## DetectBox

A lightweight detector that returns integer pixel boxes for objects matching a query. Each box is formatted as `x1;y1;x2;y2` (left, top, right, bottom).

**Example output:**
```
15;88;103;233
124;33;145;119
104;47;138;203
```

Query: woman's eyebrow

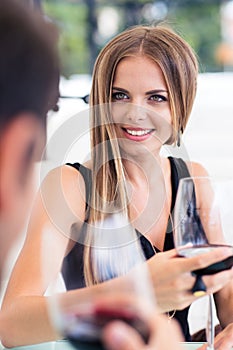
112;87;168;95
146;89;168;95
112;87;129;93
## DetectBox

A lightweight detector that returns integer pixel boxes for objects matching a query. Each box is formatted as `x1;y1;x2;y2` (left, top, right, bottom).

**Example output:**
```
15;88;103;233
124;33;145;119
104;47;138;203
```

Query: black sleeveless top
62;156;191;341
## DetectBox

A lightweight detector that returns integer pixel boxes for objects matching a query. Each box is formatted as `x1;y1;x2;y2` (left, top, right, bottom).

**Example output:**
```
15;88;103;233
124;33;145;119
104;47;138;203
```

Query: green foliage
168;3;222;72
42;1;223;75
43;1;89;77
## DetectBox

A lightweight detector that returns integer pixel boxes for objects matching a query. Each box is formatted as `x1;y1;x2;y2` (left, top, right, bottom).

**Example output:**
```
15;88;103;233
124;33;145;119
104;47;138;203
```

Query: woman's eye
112;92;128;101
149;94;167;102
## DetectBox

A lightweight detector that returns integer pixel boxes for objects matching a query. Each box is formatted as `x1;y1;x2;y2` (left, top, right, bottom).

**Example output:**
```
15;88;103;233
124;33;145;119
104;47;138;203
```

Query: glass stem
206;294;215;350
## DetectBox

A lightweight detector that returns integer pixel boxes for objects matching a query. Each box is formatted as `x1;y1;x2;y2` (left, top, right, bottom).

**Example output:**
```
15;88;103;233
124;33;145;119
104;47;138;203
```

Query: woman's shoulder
40;163;88;221
43;160;91;184
41;164;84;188
185;160;209;177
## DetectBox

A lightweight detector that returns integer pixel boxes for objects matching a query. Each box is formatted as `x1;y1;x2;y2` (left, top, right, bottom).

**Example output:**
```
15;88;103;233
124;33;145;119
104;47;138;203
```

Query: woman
1;24;233;348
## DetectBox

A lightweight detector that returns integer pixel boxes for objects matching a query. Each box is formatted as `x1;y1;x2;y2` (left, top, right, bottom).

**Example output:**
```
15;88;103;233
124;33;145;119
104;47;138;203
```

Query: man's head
0;0;59;270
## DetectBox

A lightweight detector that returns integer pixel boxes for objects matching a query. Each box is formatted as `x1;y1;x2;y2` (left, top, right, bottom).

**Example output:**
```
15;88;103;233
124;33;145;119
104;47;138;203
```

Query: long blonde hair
84;24;199;285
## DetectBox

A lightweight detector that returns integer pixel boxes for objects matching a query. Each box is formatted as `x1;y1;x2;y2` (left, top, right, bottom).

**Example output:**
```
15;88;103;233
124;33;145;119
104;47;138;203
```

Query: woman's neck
123;155;172;248
123;153;166;187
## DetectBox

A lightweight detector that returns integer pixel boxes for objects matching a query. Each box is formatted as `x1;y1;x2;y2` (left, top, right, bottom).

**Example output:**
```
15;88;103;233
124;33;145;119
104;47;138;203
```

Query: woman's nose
126;103;147;122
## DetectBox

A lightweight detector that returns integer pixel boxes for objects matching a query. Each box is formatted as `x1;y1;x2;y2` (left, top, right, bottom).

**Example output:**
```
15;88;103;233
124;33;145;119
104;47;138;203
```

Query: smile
122;127;154;141
124;128;153;136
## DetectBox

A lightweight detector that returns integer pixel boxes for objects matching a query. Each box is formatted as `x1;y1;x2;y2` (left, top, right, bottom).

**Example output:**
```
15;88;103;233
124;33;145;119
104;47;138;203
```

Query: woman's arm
0;164;88;347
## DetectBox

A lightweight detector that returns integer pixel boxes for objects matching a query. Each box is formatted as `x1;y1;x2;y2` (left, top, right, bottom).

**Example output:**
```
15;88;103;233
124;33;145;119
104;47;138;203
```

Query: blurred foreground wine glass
48;212;156;350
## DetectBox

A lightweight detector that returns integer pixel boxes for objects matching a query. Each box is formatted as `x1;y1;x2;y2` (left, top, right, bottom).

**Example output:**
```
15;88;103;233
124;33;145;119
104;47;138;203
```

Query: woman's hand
102;314;183;350
197;323;233;350
147;248;233;312
213;324;233;350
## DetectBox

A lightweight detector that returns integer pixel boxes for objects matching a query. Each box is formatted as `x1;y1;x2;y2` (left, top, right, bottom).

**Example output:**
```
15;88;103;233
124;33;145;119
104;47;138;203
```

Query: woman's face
111;55;173;158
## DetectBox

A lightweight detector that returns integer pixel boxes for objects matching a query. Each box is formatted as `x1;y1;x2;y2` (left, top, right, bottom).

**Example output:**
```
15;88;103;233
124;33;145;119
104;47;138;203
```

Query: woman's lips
122;127;154;141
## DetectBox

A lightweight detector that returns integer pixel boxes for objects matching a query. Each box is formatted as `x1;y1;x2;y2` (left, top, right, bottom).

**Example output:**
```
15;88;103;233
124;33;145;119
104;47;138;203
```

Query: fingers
157;249;178;259
202;269;233;295
149;248;233;312
177;247;233;274
213;324;233;350
151;247;232;277
102;321;145;350
102;316;184;350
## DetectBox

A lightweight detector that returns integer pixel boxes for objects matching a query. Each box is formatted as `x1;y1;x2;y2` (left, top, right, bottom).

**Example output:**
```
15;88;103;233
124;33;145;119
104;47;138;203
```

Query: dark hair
0;0;60;130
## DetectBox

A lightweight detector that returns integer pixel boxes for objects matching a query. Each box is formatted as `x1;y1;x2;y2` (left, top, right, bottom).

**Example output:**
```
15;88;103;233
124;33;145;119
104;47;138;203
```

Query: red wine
64;305;150;350
178;244;233;275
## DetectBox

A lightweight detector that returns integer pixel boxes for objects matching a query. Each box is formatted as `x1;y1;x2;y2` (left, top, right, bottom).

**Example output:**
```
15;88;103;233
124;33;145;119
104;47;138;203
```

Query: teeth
125;129;152;136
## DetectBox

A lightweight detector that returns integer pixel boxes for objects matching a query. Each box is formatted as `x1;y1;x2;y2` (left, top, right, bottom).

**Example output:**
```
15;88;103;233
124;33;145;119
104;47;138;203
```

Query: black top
62;157;191;341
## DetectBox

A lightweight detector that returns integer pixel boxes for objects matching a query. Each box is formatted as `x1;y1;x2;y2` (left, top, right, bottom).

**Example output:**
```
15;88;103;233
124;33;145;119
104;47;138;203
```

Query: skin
103;315;183;350
202;324;233;350
0;114;45;277
2;55;233;349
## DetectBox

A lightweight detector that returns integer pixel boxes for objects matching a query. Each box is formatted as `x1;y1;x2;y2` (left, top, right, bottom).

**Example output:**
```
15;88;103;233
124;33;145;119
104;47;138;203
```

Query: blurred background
26;0;233;76
3;0;233;336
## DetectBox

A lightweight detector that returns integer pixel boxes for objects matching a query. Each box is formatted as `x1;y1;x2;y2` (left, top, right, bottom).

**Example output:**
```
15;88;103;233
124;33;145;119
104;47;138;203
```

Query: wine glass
173;176;233;350
48;212;156;350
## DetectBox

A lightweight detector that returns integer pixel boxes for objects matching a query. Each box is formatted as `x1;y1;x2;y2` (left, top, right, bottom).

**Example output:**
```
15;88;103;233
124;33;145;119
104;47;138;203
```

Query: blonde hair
84;24;199;285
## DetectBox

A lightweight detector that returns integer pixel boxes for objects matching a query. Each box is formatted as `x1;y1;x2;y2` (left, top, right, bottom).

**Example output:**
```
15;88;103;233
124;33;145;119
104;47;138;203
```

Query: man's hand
102;314;183;350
